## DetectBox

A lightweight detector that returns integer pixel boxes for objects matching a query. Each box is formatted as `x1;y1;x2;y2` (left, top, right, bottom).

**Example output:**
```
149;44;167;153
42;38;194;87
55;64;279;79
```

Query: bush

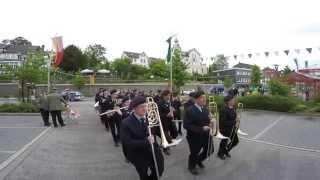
268;79;290;96
0;103;39;113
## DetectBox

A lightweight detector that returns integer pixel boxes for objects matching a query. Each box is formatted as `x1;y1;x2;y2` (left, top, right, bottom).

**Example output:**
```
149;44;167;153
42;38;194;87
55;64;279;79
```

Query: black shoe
225;152;231;158
115;142;119;147
163;148;171;155
197;162;205;169
218;154;226;160
106;128;110;132
53;125;58;128
188;167;199;175
61;124;66;127
44;123;51;127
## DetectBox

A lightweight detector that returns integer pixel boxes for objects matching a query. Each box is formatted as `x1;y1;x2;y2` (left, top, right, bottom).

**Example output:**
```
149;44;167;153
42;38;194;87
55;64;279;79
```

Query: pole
47;53;50;93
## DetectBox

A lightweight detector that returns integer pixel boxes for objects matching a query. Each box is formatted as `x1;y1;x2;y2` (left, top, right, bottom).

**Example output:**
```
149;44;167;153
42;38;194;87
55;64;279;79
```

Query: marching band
94;88;247;180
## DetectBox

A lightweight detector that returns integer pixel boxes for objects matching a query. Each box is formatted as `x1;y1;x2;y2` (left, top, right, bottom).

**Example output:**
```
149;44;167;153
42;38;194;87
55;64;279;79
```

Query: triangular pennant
233;55;237;60
240;54;244;58
264;52;269;57
294;49;300;54
306;48;312;54
284;50;290;56
248;54;252;58
274;51;279;56
255;52;260;57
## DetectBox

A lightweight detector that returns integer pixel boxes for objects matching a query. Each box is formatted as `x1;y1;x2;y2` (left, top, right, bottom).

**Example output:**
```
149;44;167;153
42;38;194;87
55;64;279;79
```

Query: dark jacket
120;114;164;169
157;99;173;130
47;92;66;111
172;99;181;119
183;104;210;139
219;105;237;136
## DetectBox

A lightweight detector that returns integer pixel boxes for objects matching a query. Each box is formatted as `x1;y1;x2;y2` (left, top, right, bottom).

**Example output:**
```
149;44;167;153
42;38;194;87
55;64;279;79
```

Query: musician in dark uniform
107;89;122;147
153;89;162;103
218;94;238;160
183;91;212;175
119;96;131;162
172;93;182;135
99;89;111;131
157;90;178;155
121;96;164;180
184;92;195;111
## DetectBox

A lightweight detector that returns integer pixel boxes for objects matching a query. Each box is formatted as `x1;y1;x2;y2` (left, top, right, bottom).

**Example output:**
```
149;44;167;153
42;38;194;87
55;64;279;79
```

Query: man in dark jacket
217;94;238;159
121;96;164;180
47;88;67;128
172;93;182;135
38;91;50;127
183;91;212;175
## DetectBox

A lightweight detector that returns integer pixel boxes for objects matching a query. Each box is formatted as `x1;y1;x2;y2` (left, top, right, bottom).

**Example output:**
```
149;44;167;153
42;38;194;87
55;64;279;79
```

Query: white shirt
194;103;203;112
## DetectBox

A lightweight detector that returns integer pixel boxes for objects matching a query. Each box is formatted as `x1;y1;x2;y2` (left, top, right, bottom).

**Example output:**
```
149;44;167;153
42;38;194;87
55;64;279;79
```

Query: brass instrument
227;102;248;149
146;97;183;148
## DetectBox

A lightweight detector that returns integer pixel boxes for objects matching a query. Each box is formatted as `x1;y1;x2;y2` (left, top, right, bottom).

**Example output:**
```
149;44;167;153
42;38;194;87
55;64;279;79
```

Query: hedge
0;103;39;113
208;95;312;113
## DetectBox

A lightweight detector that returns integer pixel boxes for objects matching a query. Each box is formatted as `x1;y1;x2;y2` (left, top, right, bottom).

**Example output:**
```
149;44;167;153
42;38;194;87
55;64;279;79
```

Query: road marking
0;127;46;129
0;151;16;154
253;116;284;140
240;137;320;153
0;127;51;171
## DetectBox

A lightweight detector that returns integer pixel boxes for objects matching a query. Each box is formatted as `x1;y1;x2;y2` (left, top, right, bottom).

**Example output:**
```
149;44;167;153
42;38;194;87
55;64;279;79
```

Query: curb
0;113;40;116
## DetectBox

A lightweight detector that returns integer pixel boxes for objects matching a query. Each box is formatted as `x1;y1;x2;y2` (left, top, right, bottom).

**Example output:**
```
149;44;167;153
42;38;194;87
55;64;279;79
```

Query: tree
171;48;189;92
84;44;108;69
149;59;168;79
6;51;47;102
60;45;88;72
71;73;86;90
130;64;150;80
251;65;262;87
282;66;293;76
208;54;229;73
223;76;233;89
111;58;132;79
268;79;289;96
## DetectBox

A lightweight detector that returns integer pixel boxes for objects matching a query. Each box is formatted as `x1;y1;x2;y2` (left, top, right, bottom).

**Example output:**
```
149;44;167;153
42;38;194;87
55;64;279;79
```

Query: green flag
166;37;172;63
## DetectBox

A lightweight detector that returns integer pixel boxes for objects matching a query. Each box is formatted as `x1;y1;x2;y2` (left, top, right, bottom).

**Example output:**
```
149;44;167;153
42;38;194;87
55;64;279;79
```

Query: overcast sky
1;0;320;69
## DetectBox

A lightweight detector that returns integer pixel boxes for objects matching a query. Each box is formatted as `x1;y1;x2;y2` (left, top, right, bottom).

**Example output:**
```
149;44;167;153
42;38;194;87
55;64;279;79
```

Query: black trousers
109;119;121;144
131;150;164;180
50;110;65;127
101;115;110;129
40;109;50;126
187;134;213;169
218;131;239;156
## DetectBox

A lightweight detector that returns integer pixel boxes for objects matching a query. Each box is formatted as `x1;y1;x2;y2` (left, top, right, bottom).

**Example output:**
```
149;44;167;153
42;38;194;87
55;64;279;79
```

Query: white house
121;51;149;68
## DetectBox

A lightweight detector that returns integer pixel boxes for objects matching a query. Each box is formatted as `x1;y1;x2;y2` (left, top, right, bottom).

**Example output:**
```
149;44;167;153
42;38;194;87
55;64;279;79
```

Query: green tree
130;64;150;80
208;54;229;73
171;48;189;92
149;59;168;79
251;65;262;87
60;45;88;72
268;79;289;96
71;73;86;90
111;58;131;79
84;44;108;69
6;51;47;102
223;76;233;89
282;66;293;76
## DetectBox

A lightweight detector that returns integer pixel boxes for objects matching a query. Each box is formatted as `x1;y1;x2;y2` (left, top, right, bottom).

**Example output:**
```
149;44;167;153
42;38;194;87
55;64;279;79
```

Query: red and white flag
51;36;64;67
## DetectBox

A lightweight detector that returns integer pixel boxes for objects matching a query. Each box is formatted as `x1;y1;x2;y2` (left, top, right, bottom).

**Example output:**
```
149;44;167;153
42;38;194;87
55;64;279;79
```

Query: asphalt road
0;100;320;180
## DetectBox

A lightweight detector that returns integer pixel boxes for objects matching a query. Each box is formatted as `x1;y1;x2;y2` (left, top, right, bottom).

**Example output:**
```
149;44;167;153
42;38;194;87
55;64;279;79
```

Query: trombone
145;97;183;180
227;102;248;149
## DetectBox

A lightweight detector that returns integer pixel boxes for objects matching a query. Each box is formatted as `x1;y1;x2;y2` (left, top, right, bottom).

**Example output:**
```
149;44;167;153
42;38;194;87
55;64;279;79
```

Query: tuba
146;97;183;148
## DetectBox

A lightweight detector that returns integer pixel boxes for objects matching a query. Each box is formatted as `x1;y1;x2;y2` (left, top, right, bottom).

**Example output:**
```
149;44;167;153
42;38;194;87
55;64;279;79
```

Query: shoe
44;123;51;127
218;154;226;160
197;162;205;169
225;152;231;158
53;125;58;128
115;142;119;147
163;148;171;155
106;128;110;132
188;167;199;175
61;124;66;127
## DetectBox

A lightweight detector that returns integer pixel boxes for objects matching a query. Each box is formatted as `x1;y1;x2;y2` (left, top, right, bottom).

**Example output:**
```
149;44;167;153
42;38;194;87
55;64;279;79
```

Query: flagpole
47;51;51;93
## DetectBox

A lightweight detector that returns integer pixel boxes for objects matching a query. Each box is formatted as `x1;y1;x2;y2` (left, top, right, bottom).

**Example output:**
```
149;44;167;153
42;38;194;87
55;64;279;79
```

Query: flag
294;49;300;54
284;50;290;56
52;36;64;67
274;51;279;56
306;48;312;54
248;54;252;58
166;37;172;63
233;55;237;60
264;52;269;57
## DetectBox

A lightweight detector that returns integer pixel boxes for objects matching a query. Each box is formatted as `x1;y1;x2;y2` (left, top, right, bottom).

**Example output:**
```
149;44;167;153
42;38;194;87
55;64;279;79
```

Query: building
121;51;149;68
174;39;208;75
262;67;279;87
0;37;44;73
211;62;253;86
181;48;208;75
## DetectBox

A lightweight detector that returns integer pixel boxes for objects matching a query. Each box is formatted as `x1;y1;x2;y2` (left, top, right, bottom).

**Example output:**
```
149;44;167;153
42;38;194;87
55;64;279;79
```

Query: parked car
61;91;83;101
